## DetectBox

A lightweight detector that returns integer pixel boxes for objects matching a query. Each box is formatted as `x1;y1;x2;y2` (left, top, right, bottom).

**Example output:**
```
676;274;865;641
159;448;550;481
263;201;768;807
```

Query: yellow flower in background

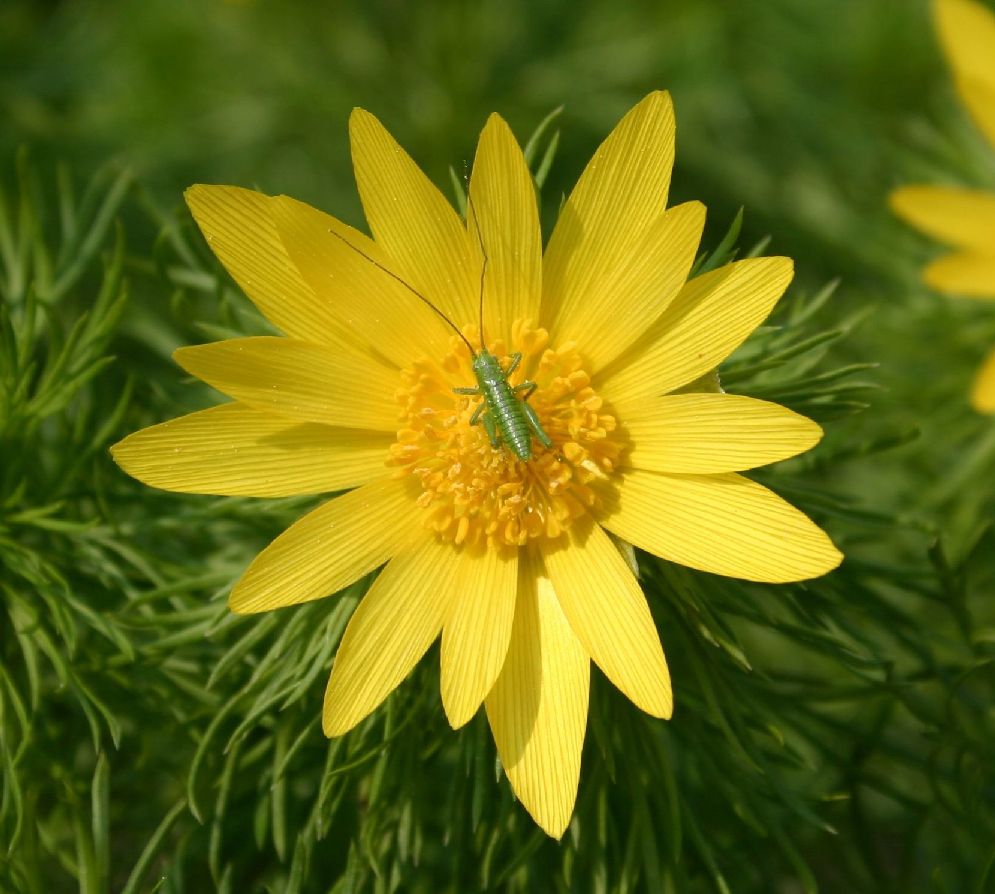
112;92;842;837
890;0;995;413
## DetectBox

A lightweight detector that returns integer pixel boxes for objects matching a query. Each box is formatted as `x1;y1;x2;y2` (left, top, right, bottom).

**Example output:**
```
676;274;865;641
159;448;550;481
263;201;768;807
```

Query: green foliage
2;1;995;891
0;154;133;892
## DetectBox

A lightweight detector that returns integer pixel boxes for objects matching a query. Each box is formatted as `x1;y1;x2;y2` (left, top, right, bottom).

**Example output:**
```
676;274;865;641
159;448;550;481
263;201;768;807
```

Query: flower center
389;320;622;547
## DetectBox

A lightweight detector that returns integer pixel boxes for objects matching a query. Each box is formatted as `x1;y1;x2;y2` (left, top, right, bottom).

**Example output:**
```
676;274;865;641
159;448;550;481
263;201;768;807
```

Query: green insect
452;349;552;461
330;200;553;462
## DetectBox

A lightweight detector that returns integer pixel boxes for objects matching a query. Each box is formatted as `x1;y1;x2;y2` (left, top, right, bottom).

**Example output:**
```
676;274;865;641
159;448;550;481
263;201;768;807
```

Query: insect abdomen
473;351;534;461
484;379;533;460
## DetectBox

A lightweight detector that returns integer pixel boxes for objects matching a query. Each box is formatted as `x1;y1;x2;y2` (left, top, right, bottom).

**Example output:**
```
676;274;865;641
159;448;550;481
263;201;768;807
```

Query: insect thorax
471;350;506;384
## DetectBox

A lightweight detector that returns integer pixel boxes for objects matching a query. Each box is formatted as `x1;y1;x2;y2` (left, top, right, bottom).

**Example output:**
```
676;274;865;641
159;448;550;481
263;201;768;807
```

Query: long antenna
327;229;477;357
464;163;488;350
466;193;489;351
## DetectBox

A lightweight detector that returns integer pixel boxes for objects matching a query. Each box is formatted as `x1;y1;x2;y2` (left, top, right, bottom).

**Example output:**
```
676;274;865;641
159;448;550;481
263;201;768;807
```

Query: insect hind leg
522;401;553;449
481;411;501;448
469;400;486;426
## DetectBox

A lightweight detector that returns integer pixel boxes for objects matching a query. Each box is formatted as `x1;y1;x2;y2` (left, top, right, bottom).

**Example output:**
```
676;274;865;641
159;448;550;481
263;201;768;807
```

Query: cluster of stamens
388;320;622;547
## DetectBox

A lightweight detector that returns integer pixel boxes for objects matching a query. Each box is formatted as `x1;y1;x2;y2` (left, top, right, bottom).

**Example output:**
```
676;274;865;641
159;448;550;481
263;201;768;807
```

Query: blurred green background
2;0;995;891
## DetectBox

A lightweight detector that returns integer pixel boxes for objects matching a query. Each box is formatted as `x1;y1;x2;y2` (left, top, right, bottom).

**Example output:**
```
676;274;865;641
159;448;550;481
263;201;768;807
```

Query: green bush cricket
329;196;553;461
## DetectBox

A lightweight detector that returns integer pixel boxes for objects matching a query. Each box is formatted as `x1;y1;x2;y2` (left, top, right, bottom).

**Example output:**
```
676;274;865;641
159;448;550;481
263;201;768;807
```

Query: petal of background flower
468;113;542;345
439;545;518;728
174;337;401;431
934;0;995;147
485;548;589;840
554;202;705;374
890;185;995;251
229;476;421;613
269;194;454;366
110;403;391;497
923;251;995;297
971;345;995;413
601;469;842;583
185;185;349;346
323;536;458;736
542;521;671;718
596;257;794;405
350;108;476;327
619;393;822;474
954;77;995;150
542;91;676;331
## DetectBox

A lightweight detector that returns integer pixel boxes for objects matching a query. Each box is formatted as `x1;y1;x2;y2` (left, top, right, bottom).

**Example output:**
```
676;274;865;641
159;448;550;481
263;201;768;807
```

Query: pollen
388;320;623;547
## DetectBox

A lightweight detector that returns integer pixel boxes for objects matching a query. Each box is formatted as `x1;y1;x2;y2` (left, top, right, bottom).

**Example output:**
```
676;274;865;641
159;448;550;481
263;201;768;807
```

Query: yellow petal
971;345;995;413
110;403;390;497
350;108;476;327
890;185;995;251
543;92;675;330
619;393;823;474
542;521;671;718
185;185;348;346
439;545;518;728
923;251;995;297
954;77;995;150
468;114;542;344
268;194;453;367
553;202;705;374
174;337;400;431
323;536;458;736
601;469;842;583
485;548;589;839
230;476;420;613
597;257;794;406
934;0;995;146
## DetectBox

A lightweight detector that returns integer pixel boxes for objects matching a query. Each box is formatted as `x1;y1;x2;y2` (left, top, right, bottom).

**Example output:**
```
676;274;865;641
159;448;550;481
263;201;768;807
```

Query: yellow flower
890;0;995;413
112;92;842;837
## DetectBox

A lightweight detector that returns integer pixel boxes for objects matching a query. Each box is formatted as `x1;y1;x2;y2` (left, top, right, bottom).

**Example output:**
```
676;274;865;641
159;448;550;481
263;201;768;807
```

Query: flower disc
390;321;622;546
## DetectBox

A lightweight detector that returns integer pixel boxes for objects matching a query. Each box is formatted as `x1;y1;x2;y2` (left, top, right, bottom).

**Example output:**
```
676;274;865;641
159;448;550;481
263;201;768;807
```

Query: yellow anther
388;321;621;547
